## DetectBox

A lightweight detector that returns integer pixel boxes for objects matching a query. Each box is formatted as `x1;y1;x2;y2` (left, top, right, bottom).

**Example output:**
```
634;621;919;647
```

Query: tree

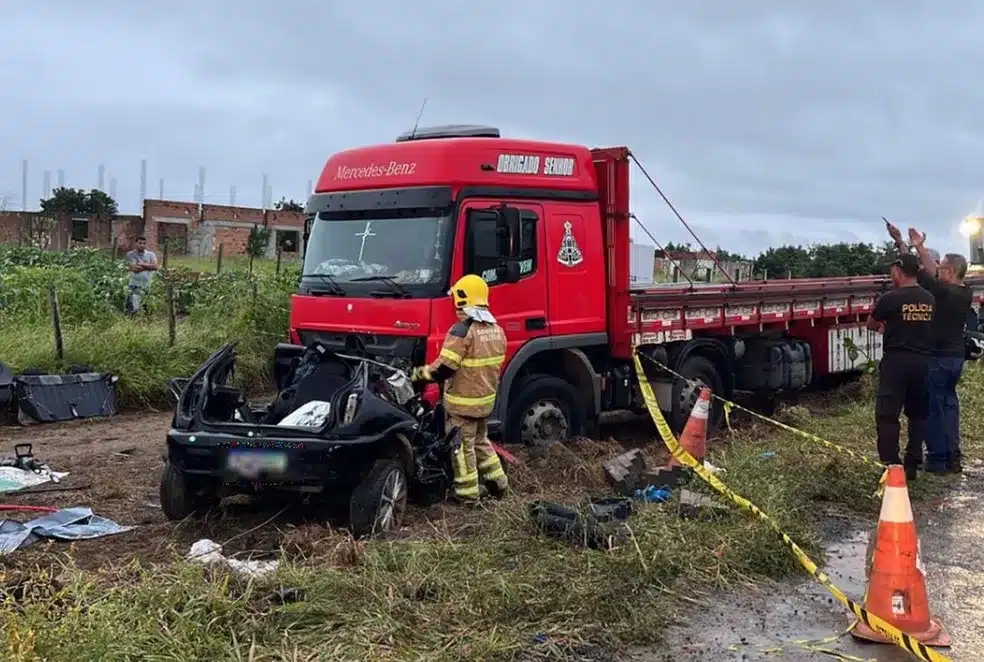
274;197;304;212
39;187;119;216
754;245;812;278
247;224;272;258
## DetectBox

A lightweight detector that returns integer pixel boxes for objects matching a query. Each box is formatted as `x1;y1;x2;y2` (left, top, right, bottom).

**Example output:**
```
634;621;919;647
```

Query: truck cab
292;125;616;444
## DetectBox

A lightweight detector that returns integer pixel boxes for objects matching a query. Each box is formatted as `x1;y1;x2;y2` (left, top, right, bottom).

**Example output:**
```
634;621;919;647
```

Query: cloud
2;1;983;257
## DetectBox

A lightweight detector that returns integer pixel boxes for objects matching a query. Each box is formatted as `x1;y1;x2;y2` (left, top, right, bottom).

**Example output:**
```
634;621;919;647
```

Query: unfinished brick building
0;211;141;251
141;200;305;259
0;200;306;258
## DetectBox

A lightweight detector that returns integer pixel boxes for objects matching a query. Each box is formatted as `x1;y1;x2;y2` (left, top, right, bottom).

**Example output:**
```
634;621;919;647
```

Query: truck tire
506;374;585;446
349;458;408;539
159;461;220;520
670;356;724;434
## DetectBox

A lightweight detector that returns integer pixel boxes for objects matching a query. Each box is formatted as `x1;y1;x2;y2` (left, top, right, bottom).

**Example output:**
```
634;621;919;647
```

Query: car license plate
226;449;288;478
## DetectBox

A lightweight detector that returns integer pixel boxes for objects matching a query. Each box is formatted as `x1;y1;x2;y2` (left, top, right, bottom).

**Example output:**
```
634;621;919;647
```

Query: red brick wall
0;211;120;250
3;200;308;257
203;203;264;225
264;210;305;229
142;200;198;252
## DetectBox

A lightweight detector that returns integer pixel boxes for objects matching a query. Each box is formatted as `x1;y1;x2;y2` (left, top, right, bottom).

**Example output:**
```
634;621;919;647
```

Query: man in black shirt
907;228;973;474
866;253;934;480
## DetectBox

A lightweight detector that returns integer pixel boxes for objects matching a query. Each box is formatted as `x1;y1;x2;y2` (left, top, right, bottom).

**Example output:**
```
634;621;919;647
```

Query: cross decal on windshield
355;221;376;261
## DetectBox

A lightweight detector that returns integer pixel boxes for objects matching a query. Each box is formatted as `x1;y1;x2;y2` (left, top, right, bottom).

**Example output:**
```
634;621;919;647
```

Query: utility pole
230;185;237;206
140;158;148;204
21;160;28;211
261;173;269;210
197;166;206;203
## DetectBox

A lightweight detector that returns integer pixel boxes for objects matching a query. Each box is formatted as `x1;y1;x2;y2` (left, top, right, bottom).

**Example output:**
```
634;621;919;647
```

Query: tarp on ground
0;506;133;555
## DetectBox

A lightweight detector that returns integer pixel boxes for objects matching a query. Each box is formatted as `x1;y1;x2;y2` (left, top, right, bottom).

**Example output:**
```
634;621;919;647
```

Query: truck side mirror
496;260;522;284
495;206;523;258
303;215;314;258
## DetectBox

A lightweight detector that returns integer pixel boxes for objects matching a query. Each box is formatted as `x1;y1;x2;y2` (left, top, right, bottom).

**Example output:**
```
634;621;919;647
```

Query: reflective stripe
455;483;480;498
461;355;504;368
454;470;479;485
477;455;501;471
440;348;462;366
445;392;496;407
482;466;506;482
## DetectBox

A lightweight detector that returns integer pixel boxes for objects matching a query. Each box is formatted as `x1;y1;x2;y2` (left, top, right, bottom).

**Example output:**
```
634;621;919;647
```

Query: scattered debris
677;488;729;519
602;448;689;495
528;498;633;549
0;444;68;493
0;506;133;555
13;371;118;425
187;538;279;578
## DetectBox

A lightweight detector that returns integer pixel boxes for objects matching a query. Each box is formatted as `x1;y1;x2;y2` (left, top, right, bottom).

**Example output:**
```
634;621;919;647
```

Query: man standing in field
124;235;159;315
866;253;935;481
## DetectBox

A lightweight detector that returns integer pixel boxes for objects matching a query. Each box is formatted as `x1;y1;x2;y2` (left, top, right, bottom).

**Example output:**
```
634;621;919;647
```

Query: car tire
159;461;220;521
349;458;408;539
669;356;725;434
505;374;585;447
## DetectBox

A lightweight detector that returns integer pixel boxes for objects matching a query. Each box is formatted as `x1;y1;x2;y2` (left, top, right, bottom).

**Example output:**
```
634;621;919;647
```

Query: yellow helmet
450;274;489;309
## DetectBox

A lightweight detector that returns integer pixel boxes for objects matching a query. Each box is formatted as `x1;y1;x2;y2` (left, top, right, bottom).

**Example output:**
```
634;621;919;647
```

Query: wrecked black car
161;341;455;537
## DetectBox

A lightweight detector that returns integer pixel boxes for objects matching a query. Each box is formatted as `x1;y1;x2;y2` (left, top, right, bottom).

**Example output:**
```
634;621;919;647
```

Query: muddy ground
0;410;663;573
639;464;984;662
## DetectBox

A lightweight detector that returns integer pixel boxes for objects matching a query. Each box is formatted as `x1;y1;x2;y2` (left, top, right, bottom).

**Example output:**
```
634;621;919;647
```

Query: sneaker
903;459;918;483
924;461;948;475
946;459;963;474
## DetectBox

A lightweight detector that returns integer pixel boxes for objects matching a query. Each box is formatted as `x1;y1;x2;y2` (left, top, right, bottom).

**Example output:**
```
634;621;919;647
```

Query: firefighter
411;274;509;502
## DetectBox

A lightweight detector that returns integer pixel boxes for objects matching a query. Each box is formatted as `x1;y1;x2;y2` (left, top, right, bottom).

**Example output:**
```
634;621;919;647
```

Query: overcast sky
2;1;983;257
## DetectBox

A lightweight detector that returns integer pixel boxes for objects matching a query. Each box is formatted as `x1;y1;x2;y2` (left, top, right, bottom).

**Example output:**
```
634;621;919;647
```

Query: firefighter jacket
423;317;506;418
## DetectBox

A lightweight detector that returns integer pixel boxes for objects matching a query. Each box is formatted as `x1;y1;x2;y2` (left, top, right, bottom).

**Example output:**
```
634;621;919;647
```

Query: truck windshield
302;213;451;285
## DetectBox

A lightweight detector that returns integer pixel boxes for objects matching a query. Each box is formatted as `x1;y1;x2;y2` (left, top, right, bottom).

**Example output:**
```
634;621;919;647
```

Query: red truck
288;124;984;444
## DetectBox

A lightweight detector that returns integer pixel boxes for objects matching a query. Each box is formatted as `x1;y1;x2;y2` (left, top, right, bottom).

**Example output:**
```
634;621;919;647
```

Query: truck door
457;200;548;358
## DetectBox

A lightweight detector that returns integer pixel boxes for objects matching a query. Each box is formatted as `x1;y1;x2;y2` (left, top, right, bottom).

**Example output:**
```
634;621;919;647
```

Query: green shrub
0;246;295;407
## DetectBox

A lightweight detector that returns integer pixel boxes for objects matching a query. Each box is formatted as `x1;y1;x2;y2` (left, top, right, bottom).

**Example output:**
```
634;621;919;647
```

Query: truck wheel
506;375;584;447
159;461;220;521
670;356;724;434
349;459;408;538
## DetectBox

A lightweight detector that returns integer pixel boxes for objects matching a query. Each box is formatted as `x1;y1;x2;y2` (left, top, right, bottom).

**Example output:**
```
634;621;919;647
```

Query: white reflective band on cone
879;486;914;524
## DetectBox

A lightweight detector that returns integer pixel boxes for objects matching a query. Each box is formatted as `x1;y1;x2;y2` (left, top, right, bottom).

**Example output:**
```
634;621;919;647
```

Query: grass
3;366;982;661
0;246;298;407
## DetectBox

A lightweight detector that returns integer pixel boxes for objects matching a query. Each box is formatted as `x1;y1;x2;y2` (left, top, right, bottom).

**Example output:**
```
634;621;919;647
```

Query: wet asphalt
634;463;984;662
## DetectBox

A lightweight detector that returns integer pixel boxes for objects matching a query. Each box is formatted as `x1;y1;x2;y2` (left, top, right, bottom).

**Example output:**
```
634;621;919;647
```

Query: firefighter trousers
446;412;508;500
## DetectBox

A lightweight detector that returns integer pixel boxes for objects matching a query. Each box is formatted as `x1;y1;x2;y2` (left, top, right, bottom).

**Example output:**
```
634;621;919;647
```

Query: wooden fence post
276;245;283;276
166;282;177;347
162;241;170;268
216;244;224;273
249;253;255;276
48;284;64;361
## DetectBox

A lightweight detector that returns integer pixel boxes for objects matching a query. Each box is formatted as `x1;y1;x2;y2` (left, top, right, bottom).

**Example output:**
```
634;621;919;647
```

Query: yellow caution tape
632;352;951;662
638;352;886;473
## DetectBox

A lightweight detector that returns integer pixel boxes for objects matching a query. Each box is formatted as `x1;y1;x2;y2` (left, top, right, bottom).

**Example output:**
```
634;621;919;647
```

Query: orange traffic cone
851;465;950;646
669;387;709;467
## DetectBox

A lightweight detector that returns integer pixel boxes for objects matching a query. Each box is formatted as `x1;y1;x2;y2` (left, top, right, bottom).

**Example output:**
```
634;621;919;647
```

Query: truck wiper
301;273;346;296
350;275;411;298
